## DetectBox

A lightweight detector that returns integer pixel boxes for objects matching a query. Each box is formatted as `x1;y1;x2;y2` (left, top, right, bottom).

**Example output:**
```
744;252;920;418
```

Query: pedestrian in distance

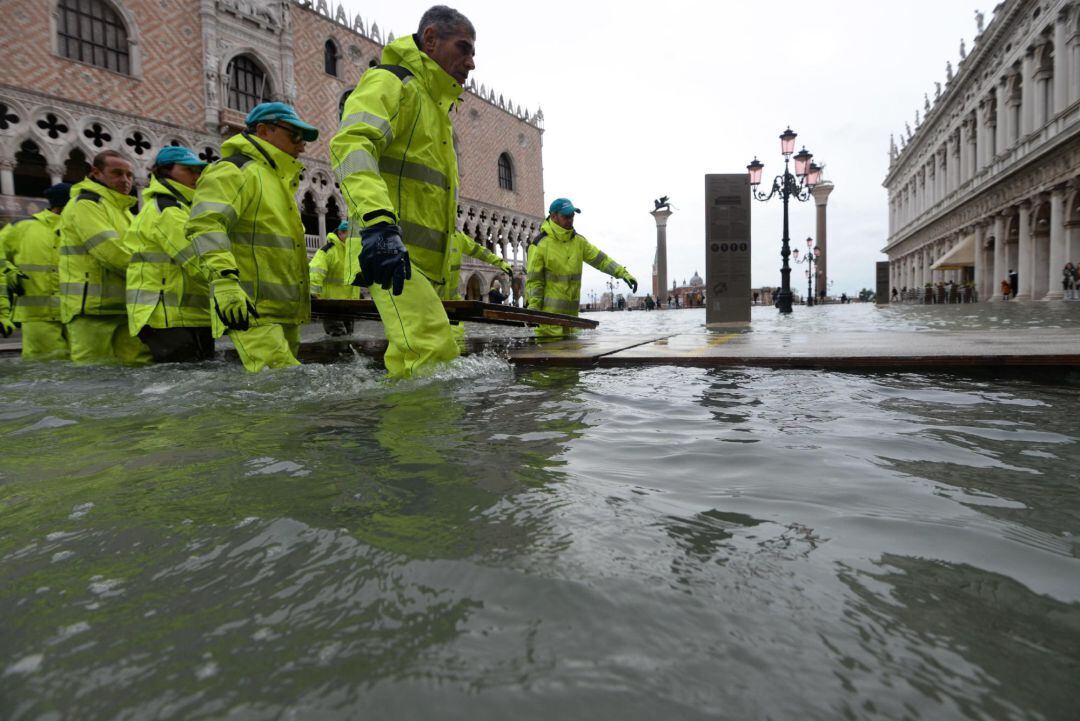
309;220;361;337
0;182;72;358
182;102;319;372
125;146;215;363
331;5;476;378
1062;262;1076;300
524;197;637;339
58;149;152;365
1009;269;1018;298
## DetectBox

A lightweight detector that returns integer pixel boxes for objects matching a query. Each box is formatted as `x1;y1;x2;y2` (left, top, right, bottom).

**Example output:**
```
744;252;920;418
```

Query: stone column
973;223;986;300
997;77;1009;152
1021;48;1035;136
650;206;672;306
1044;187;1067;300
0;160;14;196
1055;10;1069;115
1015;201;1033;300
316;204;327;240
959;121;970;185
1071;13;1080;107
811;181;834;295
991;214;1007;301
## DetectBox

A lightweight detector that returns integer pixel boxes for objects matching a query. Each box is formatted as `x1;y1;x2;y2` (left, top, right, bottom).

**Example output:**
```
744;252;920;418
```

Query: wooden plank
311;298;598;328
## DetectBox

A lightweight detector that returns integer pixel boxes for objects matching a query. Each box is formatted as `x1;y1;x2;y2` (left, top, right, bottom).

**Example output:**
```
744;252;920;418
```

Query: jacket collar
383;34;464;111
75;177;137;211
221;132;304;182
144;175;195;205
541;217;575;242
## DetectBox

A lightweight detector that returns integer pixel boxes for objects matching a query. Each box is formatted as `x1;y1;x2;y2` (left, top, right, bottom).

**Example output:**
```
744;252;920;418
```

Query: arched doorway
325;195;342;234
13;140;50;198
465;273;483;300
300;192;319;236
63;147;90;183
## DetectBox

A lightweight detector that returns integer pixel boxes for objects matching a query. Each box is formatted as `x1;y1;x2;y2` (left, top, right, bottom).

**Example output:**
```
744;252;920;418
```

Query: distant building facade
0;0;544;300
882;0;1080;301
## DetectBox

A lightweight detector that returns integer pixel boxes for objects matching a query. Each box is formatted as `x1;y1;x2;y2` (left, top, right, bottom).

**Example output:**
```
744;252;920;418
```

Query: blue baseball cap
153;146;208;167
336;220;350;232
245;102;319;142
549;197;581;216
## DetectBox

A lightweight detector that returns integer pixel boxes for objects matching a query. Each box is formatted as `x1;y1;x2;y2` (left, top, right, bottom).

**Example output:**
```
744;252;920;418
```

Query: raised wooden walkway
4;328;1080;371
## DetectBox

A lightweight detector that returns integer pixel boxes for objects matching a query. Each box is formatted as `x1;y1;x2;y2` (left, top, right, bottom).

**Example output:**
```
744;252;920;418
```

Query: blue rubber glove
358;223;411;295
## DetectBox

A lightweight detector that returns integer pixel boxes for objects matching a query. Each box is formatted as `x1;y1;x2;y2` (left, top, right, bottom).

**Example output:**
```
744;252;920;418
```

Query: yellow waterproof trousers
67;316;152;366
534;324;579;340
369;273;459;379
20;321;70;360
230;323;301;373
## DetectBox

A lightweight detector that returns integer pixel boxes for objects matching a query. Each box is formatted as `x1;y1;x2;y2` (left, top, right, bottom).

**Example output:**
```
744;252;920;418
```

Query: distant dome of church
689;271;703;287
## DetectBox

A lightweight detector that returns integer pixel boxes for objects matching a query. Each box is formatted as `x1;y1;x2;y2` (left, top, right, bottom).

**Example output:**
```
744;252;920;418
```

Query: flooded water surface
2;304;1079;720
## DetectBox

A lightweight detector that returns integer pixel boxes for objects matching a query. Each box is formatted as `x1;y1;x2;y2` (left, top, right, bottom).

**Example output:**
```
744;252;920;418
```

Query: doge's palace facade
883;0;1080;301
0;0;544;301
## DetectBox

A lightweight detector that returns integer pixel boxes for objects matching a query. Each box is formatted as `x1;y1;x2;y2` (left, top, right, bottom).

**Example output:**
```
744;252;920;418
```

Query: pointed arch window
324;39;340;77
57;0;130;75
227;55;270;113
497;152;514;191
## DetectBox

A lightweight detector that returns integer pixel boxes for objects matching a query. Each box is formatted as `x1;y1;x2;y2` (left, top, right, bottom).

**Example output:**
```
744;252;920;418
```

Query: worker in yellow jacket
125;146;213;363
58;150;151;365
526;198;637;338
0;183;71;358
309;220;362;337
181;103;317;372
442;230;512;347
330;6;475;378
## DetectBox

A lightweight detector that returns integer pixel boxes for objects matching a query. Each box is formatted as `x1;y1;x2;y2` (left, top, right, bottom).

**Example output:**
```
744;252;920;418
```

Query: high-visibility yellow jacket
443;231;507;300
58;178;137;322
1;210;62;322
125;176;210;334
309;232;361;300
330;34;463;290
525;218;629;315
181;133;310;326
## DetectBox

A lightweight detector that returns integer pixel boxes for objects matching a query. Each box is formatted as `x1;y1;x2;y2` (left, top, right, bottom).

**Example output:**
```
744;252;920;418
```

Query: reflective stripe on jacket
330;34;463;286
309;233;361;300
442;231;505;301
181;133;310;326
58;178;136;321
125;176;210;334
525;218;627;316
1;210;62;322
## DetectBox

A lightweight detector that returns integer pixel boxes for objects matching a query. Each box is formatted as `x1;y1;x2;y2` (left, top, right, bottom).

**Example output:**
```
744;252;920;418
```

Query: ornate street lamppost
747;128;822;314
791;236;822;306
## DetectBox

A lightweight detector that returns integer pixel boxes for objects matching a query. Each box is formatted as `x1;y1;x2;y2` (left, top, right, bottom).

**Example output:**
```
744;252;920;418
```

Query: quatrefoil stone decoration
125;131;151;156
0;103;20;130
84;123;112;147
199;147;219;163
37;113;69;139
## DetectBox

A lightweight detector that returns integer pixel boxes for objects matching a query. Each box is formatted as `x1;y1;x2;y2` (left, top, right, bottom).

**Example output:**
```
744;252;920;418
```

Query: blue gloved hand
358;223;411;296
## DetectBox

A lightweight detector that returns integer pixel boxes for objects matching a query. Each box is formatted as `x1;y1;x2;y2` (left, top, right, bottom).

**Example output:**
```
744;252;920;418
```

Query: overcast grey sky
337;0;999;298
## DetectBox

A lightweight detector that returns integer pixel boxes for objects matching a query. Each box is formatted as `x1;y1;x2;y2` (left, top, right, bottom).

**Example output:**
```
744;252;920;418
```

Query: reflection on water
2;318;1080;719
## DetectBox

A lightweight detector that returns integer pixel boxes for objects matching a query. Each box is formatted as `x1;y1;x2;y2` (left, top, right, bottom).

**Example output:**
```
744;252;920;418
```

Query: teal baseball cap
154;146;207;167
549;197;581;216
245;102;319;142
336;220;350;232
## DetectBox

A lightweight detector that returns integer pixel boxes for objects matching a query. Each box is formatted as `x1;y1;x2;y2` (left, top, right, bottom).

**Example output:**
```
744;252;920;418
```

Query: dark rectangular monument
705;174;751;325
876;261;890;304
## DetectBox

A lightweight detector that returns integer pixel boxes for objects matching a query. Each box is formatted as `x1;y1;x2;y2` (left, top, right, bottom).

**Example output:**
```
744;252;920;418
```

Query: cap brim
178;159;209;167
291;120;319;142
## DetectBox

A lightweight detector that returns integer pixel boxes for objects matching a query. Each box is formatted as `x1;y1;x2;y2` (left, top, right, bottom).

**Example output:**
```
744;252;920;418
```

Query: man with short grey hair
330;5;475;378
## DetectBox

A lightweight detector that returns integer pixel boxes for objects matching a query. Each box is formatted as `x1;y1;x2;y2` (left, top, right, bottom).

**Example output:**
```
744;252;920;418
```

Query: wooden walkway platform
4;328;1080;372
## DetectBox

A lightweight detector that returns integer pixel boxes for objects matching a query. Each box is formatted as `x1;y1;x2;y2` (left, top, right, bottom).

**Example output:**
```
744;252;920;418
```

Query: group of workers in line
0;5;636;378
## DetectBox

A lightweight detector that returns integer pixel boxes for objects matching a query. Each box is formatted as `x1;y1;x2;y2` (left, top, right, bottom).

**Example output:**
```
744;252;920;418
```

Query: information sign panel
705;174;751;324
